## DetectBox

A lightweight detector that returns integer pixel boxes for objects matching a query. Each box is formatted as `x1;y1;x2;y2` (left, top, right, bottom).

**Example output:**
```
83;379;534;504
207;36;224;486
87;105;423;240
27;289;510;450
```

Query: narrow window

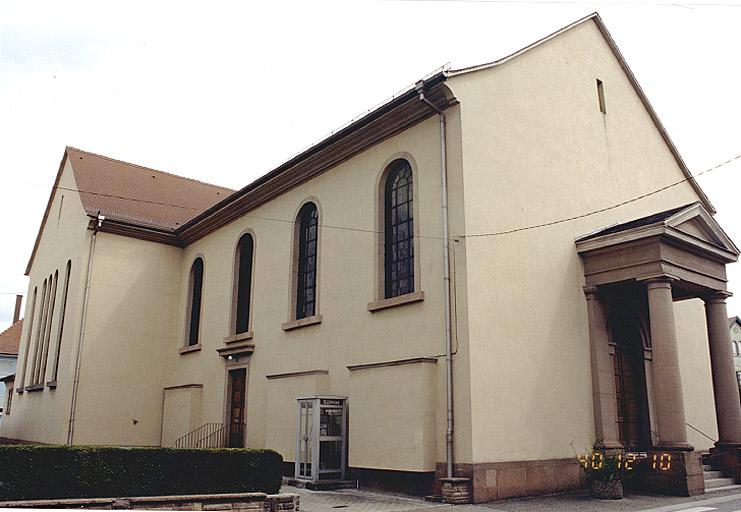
51;260;72;382
234;234;254;335
39;270;58;383
384;159;414;298
295;203;318;320
187;258;204;346
57;195;64;224
5;384;12;414
31;279;49;386
19;287;37;390
596;78;606;114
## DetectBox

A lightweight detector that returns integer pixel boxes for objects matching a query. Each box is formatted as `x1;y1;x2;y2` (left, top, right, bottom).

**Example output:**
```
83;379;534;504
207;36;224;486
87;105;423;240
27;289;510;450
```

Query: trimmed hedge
0;446;283;501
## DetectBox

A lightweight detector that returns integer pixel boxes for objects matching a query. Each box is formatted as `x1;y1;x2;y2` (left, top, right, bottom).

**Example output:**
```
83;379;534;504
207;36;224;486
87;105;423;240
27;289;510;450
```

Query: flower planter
590;479;624;500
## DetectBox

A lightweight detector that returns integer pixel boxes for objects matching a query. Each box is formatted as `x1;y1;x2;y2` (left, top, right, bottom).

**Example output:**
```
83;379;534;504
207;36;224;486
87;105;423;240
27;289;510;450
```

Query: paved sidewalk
283;485;741;512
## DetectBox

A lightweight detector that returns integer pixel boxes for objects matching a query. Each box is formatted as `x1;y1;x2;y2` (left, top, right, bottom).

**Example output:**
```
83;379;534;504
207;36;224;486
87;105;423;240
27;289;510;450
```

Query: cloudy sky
1;0;740;332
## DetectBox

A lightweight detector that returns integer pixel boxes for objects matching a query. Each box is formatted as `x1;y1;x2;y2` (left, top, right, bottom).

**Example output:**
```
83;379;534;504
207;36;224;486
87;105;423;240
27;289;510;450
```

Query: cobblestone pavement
283;485;741;512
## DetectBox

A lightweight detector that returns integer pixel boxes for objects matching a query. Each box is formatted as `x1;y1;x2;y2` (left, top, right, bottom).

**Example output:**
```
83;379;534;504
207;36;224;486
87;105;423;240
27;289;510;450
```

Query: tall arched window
234;234;254;335
51;260;72;382
295;203;318;320
31;278;49;386
187;258;204;346
384;159;414;298
19;287;37;390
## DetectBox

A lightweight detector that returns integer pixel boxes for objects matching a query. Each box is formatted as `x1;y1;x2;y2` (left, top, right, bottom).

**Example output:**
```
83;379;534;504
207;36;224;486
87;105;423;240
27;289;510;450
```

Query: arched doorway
611;320;651;451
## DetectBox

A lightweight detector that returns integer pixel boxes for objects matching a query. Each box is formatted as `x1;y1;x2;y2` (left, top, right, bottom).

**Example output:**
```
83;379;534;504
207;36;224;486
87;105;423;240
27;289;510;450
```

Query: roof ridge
65;146;234;193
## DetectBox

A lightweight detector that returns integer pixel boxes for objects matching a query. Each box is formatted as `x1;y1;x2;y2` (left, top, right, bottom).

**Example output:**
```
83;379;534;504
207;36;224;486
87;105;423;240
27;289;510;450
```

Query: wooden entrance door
612;323;651;451
228;369;246;448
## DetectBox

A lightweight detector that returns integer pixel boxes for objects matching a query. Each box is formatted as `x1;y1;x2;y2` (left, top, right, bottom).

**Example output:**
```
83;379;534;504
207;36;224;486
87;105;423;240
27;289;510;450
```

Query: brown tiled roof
0;319;22;356
66;147;234;231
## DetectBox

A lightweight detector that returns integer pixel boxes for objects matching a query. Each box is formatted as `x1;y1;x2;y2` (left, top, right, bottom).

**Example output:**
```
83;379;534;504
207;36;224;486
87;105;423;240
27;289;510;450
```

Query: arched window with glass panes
233;233;254;335
295;203;318;320
186;257;204;346
383;159;414;298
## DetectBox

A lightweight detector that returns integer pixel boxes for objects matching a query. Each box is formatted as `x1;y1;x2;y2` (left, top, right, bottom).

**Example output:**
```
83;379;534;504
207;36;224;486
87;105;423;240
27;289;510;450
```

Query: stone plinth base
437;458;583;503
440;477;472;504
643;451;704;496
709;443;741;482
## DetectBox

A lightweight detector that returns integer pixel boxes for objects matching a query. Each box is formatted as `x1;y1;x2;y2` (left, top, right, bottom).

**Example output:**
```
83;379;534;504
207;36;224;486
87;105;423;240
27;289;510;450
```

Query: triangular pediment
665;203;739;256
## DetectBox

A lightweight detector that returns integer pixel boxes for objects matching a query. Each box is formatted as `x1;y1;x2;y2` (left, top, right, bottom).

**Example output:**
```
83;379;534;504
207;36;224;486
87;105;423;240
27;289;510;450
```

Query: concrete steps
701;454;741;493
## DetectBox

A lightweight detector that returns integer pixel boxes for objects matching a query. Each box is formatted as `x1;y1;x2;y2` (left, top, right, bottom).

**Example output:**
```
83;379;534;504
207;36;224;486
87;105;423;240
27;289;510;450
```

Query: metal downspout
416;82;454;479
67;213;104;445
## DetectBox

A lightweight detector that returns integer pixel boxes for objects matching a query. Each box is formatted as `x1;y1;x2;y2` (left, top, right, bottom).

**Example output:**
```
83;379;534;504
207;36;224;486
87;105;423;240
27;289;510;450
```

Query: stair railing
175;423;227;449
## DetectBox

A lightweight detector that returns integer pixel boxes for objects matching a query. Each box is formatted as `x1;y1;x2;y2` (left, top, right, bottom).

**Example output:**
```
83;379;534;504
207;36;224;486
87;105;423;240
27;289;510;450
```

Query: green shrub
0;446;283;501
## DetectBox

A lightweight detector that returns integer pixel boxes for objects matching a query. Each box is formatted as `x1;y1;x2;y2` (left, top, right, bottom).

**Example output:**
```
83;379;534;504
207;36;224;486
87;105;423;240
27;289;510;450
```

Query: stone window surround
229;231;257;340
373;153;422;303
182;255;206;351
286;198;323;326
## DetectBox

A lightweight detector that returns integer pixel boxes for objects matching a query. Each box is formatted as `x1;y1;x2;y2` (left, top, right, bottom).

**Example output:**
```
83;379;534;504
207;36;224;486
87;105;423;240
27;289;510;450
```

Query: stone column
645;276;692;451
584;286;622;450
705;291;741;446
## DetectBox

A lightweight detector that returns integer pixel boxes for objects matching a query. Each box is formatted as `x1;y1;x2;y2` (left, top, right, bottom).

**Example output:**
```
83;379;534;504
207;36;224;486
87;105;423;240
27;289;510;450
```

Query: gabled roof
23;13;717;262
66;147;233;231
25;148;234;274
576;202;739;262
0;319;23;356
732;317;741;328
447;13;714;215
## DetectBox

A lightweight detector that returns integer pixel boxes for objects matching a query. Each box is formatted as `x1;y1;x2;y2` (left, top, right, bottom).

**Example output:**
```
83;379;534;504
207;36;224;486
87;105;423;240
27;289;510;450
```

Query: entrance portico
577;203;741;495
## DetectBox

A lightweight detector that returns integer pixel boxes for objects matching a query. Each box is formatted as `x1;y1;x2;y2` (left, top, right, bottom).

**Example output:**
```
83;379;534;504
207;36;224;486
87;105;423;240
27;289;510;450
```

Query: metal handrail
175;422;225;449
174;422;247;449
686;422;718;444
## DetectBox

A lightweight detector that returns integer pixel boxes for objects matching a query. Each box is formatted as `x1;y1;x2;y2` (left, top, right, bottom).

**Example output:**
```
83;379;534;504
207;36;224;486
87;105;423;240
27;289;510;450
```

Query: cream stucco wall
447;18;713;463
674;298;719;452
2;158;183;448
348;361;439;471
70;232;182;446
5;17;730;482
162;385;203;447
265;372;328;461
0;159;92;444
165;113;473;470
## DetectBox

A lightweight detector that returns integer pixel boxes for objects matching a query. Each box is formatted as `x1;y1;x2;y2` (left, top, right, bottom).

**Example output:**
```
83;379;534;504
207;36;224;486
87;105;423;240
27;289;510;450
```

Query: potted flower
578;451;627;500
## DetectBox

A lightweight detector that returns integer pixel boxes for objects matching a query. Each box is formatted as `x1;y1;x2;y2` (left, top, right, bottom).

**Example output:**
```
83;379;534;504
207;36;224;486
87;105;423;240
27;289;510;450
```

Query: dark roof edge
177;71;448;235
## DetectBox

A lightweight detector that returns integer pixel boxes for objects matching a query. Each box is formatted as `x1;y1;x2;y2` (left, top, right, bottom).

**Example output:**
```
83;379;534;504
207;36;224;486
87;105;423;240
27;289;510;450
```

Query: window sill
178;343;202;355
25;384;44;393
282;315;322;332
367;291;425;312
223;331;254;344
47;380;57;389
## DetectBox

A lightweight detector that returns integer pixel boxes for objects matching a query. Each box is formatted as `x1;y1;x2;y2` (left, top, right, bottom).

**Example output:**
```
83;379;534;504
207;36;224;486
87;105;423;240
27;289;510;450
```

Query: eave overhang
176;73;456;244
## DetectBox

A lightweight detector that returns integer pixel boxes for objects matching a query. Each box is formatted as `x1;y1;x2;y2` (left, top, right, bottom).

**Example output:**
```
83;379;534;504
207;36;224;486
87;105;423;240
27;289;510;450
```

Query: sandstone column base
709;443;741;483
643;451;704;496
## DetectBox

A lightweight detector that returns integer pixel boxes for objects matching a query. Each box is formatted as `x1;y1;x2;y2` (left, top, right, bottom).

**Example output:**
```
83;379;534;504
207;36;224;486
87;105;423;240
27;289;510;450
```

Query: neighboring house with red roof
3;13;741;501
0;317;22;425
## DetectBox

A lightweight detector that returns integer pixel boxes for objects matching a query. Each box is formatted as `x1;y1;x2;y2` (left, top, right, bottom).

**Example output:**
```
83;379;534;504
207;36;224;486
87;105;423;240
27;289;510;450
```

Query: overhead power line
2;152;739;241
463;153;741;238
